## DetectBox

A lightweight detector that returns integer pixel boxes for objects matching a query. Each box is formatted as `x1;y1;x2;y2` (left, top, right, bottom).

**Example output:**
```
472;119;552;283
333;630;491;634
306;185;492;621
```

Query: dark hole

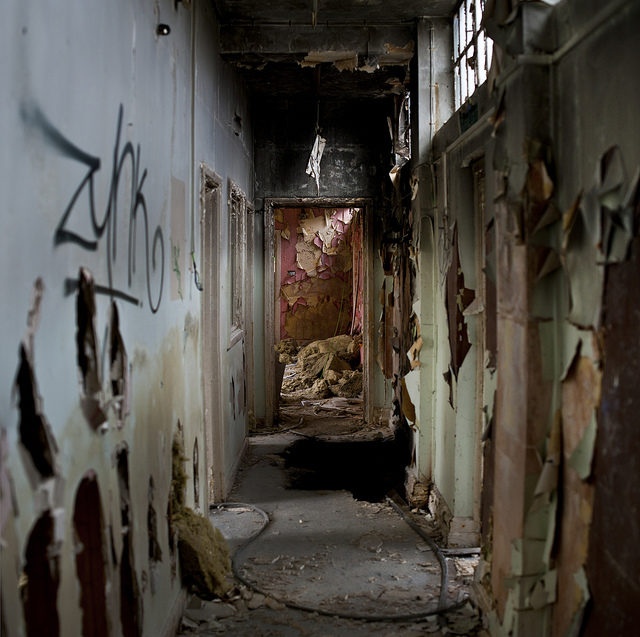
74;476;108;637
116;447;130;528
120;533;142;637
22;512;60;637
147;477;162;563
15;345;56;478
281;432;410;503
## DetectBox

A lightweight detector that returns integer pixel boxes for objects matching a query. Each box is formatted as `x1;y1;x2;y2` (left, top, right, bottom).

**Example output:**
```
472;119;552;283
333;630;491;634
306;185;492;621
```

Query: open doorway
263;199;374;432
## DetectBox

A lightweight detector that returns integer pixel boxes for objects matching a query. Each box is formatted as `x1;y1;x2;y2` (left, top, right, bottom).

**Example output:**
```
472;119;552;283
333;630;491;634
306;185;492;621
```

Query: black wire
215;497;470;623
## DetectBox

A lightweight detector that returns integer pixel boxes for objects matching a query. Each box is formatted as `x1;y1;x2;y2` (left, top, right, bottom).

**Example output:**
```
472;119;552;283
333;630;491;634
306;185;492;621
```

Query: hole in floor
281;434;410;503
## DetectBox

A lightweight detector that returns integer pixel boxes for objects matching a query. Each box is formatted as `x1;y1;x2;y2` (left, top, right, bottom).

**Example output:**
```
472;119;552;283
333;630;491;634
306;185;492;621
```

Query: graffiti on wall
21;103;164;312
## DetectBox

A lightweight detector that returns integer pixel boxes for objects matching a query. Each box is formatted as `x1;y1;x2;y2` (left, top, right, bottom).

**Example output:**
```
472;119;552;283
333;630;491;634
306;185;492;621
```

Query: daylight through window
453;0;494;109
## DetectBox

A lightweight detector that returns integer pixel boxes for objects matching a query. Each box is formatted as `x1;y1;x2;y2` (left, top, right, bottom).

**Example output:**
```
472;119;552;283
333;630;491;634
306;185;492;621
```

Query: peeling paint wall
420;0;640;634
1;0;252;634
275;207;362;342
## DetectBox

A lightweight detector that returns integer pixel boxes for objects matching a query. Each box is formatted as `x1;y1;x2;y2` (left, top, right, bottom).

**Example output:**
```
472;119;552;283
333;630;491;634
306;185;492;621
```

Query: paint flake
295;241;322;276
568;412;597;480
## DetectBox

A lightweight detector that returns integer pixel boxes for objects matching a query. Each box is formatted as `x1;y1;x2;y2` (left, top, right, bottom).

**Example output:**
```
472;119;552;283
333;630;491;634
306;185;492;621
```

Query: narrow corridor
178;424;484;636
4;1;640;635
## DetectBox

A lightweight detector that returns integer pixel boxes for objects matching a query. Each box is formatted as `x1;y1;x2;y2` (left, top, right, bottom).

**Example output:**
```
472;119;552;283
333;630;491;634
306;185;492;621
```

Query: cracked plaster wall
1;0;252;634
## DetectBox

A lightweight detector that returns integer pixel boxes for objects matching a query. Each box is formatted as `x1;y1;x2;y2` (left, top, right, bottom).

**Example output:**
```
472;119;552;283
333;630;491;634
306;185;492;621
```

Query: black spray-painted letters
21;102;164;312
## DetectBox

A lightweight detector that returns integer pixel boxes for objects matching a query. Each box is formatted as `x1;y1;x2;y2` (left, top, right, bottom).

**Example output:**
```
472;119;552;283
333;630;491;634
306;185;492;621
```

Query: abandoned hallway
2;0;640;635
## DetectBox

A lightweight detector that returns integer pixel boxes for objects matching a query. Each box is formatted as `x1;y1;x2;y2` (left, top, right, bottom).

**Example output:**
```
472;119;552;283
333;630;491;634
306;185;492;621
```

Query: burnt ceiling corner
210;1;458;99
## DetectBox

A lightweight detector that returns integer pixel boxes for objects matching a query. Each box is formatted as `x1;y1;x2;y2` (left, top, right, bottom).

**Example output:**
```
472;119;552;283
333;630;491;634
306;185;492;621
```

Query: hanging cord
216;494;470;623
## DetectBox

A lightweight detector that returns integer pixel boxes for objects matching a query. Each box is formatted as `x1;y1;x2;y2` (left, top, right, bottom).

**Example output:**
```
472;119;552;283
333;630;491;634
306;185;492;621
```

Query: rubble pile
279;334;363;399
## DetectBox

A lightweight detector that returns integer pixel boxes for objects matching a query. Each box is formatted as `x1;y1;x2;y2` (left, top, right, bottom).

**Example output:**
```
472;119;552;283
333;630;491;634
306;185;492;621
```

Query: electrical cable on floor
212;496;471;623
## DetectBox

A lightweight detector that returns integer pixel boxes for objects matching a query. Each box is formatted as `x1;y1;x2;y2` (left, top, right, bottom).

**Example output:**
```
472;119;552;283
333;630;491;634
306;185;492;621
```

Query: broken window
453;0;494;109
228;182;247;338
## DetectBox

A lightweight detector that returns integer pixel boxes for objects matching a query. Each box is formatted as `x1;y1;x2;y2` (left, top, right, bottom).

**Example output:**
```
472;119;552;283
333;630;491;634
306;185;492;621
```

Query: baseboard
221;436;249;501
161;588;187;637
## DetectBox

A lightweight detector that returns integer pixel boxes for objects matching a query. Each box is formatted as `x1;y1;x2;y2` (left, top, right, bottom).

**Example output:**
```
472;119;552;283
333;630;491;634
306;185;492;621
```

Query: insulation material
279;208;362;342
171;432;231;599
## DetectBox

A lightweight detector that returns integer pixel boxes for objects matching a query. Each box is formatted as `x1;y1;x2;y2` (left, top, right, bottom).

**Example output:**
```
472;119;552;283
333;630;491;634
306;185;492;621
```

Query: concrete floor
178;413;485;636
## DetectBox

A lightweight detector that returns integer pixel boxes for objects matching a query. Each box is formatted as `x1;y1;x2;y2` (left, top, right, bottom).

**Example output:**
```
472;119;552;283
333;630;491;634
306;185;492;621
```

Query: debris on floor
274;338;299;365
279;334;363;399
177;430;487;636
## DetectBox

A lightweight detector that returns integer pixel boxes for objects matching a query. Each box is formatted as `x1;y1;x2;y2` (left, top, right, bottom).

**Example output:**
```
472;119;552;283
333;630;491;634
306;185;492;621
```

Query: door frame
263;197;374;428
200;164;224;504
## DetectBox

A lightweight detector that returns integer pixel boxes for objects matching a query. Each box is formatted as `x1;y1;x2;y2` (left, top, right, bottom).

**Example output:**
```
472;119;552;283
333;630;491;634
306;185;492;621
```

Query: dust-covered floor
177;415;487;636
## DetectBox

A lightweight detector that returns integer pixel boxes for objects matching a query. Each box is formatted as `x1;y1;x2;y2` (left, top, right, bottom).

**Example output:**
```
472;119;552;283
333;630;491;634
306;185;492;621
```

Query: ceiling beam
219;23;415;60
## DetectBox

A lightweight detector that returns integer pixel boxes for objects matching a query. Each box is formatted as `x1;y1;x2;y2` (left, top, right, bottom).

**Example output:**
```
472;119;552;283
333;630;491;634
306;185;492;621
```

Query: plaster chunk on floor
332;370;363;398
274;338;298;364
280;334;363;398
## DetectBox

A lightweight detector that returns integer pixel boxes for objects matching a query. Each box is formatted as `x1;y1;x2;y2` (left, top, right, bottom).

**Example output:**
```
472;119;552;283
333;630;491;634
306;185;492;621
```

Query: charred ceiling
212;0;456;99
211;0;457;26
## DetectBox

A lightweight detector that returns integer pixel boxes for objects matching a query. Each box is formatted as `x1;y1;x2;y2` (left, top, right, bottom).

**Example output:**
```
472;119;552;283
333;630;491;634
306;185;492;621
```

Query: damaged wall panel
276;207;362;342
2;1;253;636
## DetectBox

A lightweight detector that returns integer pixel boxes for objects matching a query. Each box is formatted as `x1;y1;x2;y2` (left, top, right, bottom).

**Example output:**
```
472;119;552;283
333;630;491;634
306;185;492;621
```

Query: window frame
453;0;494;110
228;180;247;345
